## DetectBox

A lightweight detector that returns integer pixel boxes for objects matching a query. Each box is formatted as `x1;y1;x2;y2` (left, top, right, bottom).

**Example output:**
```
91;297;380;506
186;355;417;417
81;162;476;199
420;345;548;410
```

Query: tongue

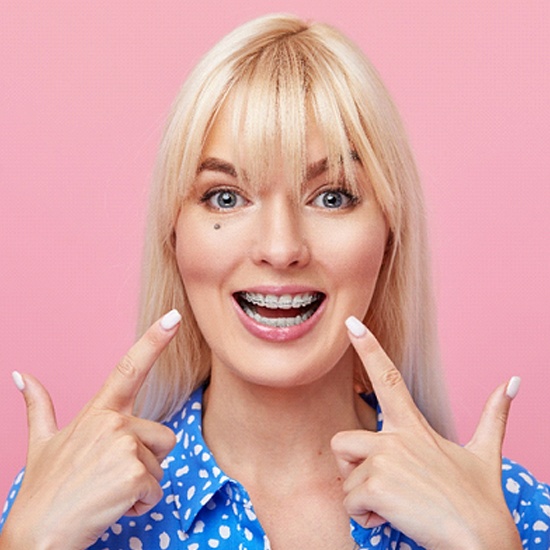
254;305;306;319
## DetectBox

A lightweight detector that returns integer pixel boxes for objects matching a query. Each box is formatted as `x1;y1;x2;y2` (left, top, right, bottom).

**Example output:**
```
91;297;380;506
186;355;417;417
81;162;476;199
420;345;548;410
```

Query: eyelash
309;187;360;210
199;188;249;210
199;186;360;211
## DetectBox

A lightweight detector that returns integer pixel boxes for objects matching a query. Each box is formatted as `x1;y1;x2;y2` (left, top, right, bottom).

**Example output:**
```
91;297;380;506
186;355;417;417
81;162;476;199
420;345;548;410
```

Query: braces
240;302;318;327
240;292;321;310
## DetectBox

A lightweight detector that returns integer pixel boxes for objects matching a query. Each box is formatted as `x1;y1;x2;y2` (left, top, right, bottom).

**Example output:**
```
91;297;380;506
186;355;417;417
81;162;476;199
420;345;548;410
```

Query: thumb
467;376;521;460
12;371;58;444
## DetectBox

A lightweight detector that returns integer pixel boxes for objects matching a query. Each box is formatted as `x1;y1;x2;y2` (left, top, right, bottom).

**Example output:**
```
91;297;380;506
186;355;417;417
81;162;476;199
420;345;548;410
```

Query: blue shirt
2;386;549;549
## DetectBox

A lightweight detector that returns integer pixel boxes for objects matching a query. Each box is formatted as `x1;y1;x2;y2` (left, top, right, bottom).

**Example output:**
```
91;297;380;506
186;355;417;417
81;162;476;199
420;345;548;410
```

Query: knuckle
362;475;384;499
24;394;39;416
133;479;163;514
149;482;164;505
378;367;404;390
120;434;141;455
369;452;388;472
126;461;149;485
152;463;165;483
496;408;509;427
342;471;359;494
102;412;129;433
116;354;139;381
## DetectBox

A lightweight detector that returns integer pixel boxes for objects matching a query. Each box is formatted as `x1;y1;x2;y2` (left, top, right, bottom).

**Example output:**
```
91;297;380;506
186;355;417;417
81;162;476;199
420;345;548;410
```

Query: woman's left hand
331;317;522;550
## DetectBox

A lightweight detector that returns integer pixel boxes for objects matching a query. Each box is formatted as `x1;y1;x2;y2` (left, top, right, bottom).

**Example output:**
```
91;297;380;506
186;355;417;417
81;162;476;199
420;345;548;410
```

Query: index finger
93;309;182;412
345;316;419;426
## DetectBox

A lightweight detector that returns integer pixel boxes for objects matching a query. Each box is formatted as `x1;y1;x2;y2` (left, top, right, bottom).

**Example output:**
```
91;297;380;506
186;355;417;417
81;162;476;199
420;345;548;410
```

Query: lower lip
232;295;326;342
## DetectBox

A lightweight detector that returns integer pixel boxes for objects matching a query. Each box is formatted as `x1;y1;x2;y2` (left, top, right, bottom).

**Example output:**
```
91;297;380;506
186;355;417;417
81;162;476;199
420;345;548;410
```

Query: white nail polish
12;371;25;392
160;309;182;331
345;316;367;338
506;376;521;399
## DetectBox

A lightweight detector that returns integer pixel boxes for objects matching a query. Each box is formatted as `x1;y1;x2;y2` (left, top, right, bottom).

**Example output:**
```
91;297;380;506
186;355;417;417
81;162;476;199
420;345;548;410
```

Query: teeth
243;292;319;309
278;294;293;309
237;291;324;328
240;302;318;328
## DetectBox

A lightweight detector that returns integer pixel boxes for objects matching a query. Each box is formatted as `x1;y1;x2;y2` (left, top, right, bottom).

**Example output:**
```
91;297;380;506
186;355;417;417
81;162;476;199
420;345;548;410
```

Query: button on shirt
2;386;549;549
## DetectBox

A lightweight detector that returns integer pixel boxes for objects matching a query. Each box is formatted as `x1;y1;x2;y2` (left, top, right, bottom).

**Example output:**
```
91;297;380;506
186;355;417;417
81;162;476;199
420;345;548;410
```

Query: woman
1;14;548;550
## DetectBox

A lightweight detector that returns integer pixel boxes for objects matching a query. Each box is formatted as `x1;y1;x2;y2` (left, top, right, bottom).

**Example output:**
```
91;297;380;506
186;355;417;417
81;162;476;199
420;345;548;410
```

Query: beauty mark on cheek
214;224;221;230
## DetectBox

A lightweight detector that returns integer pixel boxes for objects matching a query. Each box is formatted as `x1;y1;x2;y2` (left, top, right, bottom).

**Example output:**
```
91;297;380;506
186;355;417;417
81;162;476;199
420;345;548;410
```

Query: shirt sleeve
502;458;550;549
0;469;25;535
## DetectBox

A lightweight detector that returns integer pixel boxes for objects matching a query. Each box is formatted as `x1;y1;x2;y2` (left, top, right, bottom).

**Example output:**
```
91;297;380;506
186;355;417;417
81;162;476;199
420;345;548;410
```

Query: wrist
0;521;74;550
460;515;522;550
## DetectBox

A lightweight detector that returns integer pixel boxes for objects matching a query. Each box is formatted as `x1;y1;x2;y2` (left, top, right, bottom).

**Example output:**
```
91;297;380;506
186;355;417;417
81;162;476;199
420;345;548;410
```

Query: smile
235;291;325;328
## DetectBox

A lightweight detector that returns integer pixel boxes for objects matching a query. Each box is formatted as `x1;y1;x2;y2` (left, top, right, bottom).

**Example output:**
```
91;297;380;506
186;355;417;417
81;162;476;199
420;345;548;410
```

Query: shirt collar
162;386;384;534
162;385;232;533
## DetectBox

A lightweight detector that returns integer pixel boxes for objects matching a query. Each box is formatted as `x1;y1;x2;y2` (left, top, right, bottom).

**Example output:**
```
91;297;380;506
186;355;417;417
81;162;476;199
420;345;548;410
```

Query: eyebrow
305;158;329;180
197;157;238;178
197;152;360;180
198;157;329;181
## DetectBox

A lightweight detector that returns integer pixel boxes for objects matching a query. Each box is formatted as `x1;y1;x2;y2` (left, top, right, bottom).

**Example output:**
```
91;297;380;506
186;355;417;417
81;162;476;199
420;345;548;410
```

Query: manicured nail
160;309;182;331
345;316;368;338
12;371;25;392
506;376;521;399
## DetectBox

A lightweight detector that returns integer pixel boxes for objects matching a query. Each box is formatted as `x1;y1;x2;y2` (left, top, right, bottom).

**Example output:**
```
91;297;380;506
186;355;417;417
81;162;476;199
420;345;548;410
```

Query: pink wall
1;1;548;503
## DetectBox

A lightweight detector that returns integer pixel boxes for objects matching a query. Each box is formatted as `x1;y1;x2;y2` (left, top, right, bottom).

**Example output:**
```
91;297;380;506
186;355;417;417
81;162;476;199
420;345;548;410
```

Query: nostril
250;205;310;268
252;234;310;268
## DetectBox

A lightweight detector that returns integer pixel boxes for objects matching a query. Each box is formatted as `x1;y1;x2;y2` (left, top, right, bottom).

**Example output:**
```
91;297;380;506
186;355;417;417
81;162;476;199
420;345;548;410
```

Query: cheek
174;216;244;287
315;217;388;282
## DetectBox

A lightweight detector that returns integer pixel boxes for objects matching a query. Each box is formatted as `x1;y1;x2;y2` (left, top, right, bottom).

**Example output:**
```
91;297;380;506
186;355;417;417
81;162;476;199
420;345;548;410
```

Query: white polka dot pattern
1;387;549;549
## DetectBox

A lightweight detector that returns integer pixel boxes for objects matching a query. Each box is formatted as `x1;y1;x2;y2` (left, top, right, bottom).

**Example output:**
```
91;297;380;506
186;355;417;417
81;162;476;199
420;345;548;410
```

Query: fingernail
506;376;521;399
12;371;25;392
345;316;368;338
160;309;182;331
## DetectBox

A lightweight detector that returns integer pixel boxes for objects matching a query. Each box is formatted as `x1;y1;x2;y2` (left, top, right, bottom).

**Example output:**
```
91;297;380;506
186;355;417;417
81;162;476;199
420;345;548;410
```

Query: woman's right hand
0;310;181;550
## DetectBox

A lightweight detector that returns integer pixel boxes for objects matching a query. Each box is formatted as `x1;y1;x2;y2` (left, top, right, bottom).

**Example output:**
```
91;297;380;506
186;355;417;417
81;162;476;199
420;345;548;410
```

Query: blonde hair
135;13;455;439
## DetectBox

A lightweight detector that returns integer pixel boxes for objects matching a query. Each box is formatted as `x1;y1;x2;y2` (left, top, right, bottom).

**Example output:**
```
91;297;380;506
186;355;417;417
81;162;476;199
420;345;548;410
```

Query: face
175;106;388;389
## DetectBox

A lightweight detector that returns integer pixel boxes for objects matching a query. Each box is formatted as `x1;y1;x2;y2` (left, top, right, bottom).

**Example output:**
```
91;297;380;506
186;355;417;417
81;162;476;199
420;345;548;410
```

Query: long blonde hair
135;13;455;439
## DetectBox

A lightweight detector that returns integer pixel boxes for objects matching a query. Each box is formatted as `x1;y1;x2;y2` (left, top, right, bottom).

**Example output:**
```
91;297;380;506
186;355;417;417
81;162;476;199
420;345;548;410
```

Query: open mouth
234;291;326;328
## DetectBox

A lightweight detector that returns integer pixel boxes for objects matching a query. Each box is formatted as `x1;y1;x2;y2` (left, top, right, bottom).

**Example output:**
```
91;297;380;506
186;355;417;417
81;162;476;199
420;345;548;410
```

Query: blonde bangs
227;42;307;196
204;29;365;200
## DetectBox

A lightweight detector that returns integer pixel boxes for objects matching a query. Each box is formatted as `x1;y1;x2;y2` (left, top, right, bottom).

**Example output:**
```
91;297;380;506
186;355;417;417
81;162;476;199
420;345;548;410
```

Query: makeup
160;309;182;331
345;316;368;338
506;376;521;399
12;371;25;391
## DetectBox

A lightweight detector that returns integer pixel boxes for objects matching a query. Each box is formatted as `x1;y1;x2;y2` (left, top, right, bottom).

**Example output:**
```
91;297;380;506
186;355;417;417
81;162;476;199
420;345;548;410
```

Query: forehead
201;101;329;168
193;77;361;195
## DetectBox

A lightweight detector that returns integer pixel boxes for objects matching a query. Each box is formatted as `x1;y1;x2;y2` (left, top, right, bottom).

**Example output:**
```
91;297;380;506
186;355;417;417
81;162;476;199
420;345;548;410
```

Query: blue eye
202;189;247;210
311;189;358;209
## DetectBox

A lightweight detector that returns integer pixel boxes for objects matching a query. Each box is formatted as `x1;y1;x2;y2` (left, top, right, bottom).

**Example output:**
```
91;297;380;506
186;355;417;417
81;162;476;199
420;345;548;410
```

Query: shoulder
501;458;550;547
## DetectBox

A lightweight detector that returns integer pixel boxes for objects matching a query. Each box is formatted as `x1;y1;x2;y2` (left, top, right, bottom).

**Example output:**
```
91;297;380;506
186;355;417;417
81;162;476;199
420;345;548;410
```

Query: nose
251;197;310;269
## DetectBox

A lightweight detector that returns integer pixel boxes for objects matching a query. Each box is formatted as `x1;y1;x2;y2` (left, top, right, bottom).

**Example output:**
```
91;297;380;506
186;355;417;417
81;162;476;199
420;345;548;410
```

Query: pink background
1;1;548;503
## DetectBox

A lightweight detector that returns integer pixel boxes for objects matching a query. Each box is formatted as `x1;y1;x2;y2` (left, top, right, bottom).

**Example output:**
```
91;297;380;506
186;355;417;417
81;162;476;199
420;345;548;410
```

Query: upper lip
234;285;325;296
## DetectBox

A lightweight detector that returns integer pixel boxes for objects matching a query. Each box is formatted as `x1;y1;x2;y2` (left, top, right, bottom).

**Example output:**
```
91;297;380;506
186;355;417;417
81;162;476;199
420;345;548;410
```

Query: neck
202;350;376;488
